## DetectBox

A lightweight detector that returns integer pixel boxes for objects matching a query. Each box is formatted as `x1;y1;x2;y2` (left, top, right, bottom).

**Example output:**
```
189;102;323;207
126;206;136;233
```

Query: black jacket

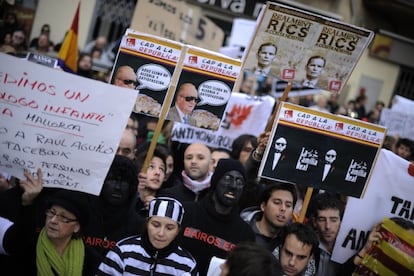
181;195;255;275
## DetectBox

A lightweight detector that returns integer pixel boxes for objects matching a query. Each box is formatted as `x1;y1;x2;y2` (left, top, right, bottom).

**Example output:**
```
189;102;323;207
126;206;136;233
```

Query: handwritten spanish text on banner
0;53;137;195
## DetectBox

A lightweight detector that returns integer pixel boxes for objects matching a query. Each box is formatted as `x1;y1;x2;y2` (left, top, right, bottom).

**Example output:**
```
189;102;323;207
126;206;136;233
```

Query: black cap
210;159;246;190
47;189;89;227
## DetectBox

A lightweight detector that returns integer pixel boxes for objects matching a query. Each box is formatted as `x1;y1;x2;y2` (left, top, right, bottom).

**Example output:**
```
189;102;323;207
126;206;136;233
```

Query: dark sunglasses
182;96;200;103
326;154;336;158
122;79;138;86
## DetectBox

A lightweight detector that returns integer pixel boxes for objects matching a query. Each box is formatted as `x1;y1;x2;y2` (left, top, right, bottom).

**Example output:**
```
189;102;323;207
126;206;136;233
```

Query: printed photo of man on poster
259;102;385;198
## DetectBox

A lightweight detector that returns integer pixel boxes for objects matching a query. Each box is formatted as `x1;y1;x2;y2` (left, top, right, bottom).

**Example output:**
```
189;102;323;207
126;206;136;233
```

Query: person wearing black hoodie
82;155;145;273
180;158;256;275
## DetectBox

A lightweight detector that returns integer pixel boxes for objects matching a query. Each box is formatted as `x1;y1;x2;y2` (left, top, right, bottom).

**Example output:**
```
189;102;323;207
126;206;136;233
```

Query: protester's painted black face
100;179;130;205
214;170;245;206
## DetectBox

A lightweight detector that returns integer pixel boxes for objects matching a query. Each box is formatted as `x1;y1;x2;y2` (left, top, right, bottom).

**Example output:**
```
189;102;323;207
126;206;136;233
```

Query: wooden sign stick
261;81;313;223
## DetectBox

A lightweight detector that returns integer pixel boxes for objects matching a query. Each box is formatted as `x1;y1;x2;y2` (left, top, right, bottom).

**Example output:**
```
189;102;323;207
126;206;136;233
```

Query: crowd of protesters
1;10;414;276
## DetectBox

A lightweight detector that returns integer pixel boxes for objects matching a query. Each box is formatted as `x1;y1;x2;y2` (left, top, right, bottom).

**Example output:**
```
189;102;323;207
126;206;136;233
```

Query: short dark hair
259;182;298;207
309;193;344;219
282;223;319;258
306;55;326;67
258;42;277;54
225;242;282;276
395;138;414;152
135;143;168;173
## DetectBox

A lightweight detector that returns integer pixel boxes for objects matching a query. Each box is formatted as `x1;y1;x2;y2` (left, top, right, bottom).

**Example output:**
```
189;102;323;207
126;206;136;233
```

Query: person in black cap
1;168;91;275
96;197;198;275
37;189;90;275
180;159;255;275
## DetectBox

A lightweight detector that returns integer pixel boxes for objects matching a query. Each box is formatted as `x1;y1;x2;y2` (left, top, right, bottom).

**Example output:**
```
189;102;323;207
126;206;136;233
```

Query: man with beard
240;182;297;251
180;159;255;275
309;193;344;276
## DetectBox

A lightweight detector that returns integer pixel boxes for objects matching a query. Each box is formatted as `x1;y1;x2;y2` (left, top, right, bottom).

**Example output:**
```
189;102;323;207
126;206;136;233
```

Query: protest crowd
1;7;414;276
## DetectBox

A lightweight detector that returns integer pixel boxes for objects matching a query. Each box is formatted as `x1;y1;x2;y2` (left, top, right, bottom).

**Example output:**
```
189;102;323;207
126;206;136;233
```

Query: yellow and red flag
58;1;80;73
353;217;414;275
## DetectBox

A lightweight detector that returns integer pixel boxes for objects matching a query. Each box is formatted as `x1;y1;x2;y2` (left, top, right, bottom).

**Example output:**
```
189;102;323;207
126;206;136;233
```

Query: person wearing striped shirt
96;197;198;275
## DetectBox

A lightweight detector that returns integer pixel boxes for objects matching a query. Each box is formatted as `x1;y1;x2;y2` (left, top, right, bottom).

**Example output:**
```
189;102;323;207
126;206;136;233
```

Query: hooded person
96;197;198;275
180;159;256;275
82;155;145;273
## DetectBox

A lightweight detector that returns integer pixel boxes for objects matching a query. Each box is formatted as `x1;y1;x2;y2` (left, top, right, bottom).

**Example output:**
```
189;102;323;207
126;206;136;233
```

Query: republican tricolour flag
58;1;80;73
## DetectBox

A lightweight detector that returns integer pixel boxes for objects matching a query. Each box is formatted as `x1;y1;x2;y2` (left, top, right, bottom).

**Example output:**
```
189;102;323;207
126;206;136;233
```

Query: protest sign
332;149;414;264
0;53;137;195
111;30;184;118
391;95;414;114
379;108;414;139
258;102;386;198
237;1;373;96
167;46;242;131
171;92;275;149
131;0;224;51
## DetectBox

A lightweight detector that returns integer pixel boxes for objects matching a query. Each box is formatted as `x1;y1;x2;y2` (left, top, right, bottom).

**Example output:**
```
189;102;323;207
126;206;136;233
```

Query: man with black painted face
180;159;255;275
82;155;145;273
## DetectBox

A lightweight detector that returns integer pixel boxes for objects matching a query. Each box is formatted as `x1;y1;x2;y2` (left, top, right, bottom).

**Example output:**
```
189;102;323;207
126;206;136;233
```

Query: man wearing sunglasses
316;148;338;186
167;83;199;125
113;65;138;89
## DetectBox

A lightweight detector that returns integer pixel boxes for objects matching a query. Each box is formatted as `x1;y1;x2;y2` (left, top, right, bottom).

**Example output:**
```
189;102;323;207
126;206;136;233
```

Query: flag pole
57;1;80;73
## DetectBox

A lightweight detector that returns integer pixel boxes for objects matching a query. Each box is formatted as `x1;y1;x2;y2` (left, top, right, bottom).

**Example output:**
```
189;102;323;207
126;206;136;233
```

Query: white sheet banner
171;92;275;149
379;108;414;139
0;54;137;195
391;95;414;114
332;149;414;263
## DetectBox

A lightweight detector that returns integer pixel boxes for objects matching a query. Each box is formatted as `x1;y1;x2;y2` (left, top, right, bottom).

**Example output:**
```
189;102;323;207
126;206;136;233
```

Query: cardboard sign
237;2;374;95
258;102;386;198
131;0;224;51
167;46;242;131
111;30;185;118
0;53;137;195
171;92;275;149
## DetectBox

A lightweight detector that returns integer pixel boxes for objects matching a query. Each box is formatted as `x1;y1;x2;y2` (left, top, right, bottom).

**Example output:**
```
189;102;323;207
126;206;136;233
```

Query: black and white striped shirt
96;235;198;276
